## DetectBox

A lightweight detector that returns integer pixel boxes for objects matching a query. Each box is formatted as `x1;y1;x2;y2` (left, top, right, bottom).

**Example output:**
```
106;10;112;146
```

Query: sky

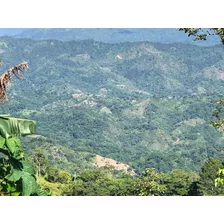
0;0;223;28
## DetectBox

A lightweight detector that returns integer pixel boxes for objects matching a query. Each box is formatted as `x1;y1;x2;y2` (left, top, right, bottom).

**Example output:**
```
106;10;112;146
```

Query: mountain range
0;28;221;46
0;32;224;174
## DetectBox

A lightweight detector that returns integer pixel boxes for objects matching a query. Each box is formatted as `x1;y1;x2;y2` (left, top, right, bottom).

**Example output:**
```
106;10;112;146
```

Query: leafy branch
178;28;224;44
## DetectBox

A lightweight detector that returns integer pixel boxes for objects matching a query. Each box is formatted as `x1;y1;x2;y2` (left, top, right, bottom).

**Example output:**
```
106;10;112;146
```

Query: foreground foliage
179;28;224;44
0;115;47;195
0;62;47;196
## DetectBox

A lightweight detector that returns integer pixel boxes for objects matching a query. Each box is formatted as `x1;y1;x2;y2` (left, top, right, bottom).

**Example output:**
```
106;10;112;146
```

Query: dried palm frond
0;61;29;103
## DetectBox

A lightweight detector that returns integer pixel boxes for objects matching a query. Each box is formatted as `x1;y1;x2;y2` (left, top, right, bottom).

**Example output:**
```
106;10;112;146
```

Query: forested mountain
1;36;224;176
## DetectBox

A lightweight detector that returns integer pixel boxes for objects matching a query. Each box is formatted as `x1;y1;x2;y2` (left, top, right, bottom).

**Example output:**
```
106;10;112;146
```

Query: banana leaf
5;160;39;196
0;115;36;139
0;115;44;196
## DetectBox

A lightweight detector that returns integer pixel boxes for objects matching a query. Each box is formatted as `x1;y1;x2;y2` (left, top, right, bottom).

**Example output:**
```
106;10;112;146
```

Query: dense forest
0;32;224;195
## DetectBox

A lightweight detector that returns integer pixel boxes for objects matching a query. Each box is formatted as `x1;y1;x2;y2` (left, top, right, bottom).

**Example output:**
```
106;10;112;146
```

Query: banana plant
0;62;48;195
0;115;40;195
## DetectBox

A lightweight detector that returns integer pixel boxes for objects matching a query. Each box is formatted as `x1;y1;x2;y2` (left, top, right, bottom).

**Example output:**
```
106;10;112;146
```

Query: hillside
0;36;224;173
22;135;96;174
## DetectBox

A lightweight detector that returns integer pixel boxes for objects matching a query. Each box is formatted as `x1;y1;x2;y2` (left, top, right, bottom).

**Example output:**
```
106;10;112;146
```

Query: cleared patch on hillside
100;106;112;114
184;118;205;127
124;98;151;117
201;66;224;80
94;155;135;175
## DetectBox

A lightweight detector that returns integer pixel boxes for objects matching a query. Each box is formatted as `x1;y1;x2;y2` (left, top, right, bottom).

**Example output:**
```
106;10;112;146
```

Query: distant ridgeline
0;36;224;174
15;28;220;46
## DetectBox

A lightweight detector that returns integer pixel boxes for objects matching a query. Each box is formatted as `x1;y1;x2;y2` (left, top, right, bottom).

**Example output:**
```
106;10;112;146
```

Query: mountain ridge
0;28;221;46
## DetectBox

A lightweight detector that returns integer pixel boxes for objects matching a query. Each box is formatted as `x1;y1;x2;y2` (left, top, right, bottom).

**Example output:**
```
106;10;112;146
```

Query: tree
215;168;224;190
209;101;224;189
162;170;199;196
65;169;137;196
45;166;72;184
197;158;224;195
178;28;224;44
30;147;49;177
211;99;224;132
133;168;167;196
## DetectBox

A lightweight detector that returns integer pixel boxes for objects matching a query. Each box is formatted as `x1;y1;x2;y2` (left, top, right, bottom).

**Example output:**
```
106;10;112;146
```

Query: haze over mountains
0;28;221;45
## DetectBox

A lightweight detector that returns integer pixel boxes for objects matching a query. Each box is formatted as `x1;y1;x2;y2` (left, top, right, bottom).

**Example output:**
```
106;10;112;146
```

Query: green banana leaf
0;115;36;158
0;115;45;196
0;115;36;139
5;159;39;196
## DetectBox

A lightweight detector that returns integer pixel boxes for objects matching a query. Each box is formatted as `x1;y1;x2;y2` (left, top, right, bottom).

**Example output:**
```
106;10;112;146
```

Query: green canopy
0;115;36;139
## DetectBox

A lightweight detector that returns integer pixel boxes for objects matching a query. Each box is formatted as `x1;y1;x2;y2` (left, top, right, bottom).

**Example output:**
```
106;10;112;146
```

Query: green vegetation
0;35;224;195
1;37;224;174
0;62;47;196
197;158;224;195
32;156;223;196
0;115;47;196
179;28;224;44
23;137;96;175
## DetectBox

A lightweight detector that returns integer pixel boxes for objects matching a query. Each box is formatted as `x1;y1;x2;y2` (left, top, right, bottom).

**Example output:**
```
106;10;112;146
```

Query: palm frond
0;61;29;103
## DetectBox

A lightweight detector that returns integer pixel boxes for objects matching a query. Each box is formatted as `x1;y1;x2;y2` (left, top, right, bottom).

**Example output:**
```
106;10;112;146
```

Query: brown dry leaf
0;61;29;103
